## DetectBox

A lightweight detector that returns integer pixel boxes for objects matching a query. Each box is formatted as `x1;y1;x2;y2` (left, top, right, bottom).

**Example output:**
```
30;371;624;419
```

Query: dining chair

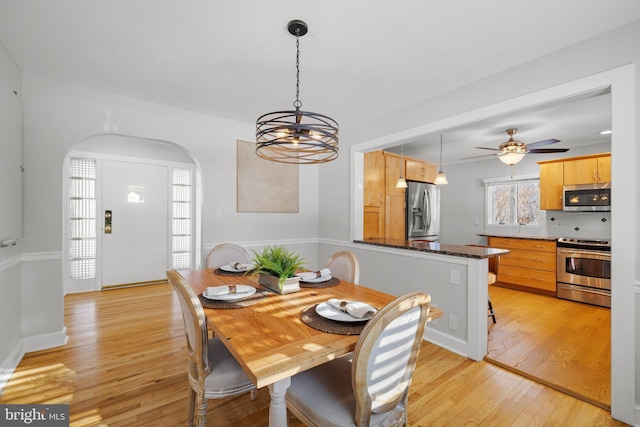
323;251;360;284
204;243;252;269
286;291;431;427
466;244;499;323
166;269;256;427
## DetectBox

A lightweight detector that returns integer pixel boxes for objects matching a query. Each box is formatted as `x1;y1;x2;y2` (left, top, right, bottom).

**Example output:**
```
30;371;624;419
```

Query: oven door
556;247;611;290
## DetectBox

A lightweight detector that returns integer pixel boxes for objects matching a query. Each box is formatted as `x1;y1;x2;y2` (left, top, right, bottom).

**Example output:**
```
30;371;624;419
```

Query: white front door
102;160;169;287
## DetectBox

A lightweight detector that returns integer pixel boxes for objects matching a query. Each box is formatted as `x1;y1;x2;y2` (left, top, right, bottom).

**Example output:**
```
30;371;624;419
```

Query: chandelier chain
294;29;302;109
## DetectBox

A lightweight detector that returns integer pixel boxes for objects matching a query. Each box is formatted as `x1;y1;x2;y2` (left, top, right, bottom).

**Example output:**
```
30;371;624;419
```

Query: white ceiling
0;1;637;163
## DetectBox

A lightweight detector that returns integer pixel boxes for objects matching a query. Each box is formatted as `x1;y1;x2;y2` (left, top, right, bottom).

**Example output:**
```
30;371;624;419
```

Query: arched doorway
63;134;201;293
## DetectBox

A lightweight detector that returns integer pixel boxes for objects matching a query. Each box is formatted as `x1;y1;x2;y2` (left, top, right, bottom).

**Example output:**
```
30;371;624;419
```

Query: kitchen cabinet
405;158;437;183
538;161;564;210
385;195;405;240
488;237;557;296
363;206;384;239
538;153;611;210
364;151;385;207
384;152;405;197
564;155;611;185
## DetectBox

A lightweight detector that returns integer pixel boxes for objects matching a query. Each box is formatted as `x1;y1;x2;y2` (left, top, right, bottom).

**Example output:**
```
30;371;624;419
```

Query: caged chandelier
256;20;339;164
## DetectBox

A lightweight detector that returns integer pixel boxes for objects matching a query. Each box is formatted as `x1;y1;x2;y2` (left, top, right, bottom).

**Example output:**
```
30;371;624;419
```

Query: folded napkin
206;285;248;296
230;262;251;270
327;298;377;319
297;268;331;281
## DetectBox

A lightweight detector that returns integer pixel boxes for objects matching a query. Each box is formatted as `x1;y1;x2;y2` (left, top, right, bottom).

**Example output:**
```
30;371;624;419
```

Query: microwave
562;183;611;212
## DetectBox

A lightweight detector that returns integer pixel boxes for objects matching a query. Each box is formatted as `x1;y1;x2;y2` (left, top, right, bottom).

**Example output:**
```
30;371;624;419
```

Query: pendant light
256;20;339;164
434;134;448;185
396;145;408;188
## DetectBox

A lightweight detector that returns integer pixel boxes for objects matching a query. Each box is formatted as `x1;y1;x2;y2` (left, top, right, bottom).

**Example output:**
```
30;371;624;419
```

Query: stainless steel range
556;238;611;308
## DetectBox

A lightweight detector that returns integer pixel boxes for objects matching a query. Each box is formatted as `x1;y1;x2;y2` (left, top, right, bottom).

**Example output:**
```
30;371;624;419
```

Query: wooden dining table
180;268;443;427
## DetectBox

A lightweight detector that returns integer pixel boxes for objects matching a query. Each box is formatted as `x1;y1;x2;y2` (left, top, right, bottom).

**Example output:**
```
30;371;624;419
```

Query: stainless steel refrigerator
406;180;440;240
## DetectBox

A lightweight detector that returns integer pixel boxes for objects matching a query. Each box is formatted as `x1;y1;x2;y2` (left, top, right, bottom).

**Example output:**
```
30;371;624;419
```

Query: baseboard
22;326;69;353
0;340;25;397
423;327;469;359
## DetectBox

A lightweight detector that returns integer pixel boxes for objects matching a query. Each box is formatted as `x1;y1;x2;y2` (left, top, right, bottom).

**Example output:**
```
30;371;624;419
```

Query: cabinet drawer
497;265;557;292
499;248;556;272
489;237;556;253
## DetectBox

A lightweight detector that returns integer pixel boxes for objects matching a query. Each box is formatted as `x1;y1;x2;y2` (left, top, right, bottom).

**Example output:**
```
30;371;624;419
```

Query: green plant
252;245;305;288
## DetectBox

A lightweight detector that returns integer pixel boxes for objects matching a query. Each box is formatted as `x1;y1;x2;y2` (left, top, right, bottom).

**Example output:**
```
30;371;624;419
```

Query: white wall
0;41;23;392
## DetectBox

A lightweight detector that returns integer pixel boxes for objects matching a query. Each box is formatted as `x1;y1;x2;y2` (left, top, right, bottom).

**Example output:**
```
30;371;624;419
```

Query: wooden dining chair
166;270;256;427
286;292;431;426
204;243;252;269
323;251;360;284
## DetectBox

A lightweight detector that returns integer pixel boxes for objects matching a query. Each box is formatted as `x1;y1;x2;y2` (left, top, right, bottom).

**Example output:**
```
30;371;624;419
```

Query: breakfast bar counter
354;238;509;258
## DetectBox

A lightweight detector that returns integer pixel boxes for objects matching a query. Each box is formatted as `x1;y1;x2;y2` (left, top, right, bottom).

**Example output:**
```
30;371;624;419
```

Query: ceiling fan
462;128;569;165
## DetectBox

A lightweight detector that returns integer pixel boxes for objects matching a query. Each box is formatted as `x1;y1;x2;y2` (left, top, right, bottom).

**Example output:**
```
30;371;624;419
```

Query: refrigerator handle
424;189;431;229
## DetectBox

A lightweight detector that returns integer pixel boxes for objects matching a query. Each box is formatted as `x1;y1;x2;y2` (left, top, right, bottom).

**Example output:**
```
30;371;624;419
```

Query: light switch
450;270;460;285
214;209;222;220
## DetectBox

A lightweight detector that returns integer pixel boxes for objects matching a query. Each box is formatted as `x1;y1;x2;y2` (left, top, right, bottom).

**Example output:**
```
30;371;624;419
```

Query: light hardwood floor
486;285;612;410
0;283;627;426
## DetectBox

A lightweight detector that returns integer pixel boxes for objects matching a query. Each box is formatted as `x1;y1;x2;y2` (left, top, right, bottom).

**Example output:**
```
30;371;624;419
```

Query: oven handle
557;248;611;259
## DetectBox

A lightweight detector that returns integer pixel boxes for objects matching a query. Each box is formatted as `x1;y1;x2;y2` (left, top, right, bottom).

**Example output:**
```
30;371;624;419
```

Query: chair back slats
352;292;430;424
205;243;252;269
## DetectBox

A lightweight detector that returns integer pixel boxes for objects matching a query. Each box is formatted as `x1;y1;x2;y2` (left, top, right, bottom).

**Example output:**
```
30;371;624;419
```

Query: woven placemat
300;304;367;335
198;289;270;309
299;277;340;288
211;268;255;277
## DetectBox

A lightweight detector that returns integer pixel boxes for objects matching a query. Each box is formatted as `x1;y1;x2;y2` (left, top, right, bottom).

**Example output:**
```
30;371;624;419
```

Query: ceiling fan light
499;152;526;165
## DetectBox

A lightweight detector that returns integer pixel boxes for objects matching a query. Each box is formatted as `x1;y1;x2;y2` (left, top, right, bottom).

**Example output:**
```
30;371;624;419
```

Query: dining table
180;268;443;427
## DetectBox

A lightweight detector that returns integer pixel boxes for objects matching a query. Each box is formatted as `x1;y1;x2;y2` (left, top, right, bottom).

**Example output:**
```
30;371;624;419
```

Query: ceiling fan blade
460;153;499;160
475;146;501;151
527;148;570;153
525;138;560;149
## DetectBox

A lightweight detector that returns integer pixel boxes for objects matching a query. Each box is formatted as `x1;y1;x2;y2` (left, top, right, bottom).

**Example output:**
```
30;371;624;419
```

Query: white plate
219;263;255;273
315;301;376;322
203;285;256;301
298;274;332;283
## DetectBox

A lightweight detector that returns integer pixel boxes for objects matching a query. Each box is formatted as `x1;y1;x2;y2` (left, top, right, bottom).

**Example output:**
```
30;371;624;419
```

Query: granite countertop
354;239;508;259
477;233;558;242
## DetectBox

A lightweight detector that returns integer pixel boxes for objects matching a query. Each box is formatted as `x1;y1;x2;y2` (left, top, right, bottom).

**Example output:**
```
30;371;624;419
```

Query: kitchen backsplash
543;210;611;239
484;210;611;240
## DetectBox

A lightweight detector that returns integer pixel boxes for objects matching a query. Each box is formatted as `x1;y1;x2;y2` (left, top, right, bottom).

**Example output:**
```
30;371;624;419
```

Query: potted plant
252;245;305;294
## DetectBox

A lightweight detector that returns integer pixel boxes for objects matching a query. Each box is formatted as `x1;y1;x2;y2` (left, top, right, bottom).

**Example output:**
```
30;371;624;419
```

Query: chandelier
256;20;339;164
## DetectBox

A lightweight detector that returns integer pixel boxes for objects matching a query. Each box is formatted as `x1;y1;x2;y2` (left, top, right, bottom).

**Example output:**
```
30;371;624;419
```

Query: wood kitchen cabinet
564;154;611;185
538;161;564;210
405;158;437;183
364;151;385;207
384;152;405;197
488;237;557;296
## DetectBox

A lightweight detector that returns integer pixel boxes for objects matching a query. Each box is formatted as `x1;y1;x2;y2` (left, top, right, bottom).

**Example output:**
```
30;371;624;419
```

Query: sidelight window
69;158;97;279
171;168;193;269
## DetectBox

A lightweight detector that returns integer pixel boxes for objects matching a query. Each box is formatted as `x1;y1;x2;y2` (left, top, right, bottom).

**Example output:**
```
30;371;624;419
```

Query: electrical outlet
473;217;480;225
450;270;460;285
214;209;222;220
448;314;458;331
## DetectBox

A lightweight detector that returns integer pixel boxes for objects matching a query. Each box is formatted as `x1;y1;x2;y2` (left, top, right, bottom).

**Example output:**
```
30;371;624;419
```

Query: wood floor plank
0;282;626;426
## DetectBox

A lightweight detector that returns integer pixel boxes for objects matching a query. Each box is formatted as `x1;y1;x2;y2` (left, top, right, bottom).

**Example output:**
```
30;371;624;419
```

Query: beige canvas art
236;140;299;212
